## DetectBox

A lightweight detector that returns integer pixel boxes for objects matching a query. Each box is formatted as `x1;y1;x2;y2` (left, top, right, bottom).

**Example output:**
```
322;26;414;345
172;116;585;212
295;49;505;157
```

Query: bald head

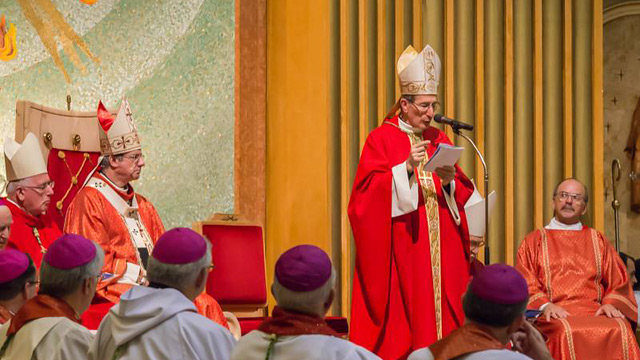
552;178;588;225
0;205;12;250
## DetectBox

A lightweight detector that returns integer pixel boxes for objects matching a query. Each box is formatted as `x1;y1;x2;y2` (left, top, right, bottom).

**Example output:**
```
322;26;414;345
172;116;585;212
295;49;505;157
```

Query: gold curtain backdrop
265;0;604;318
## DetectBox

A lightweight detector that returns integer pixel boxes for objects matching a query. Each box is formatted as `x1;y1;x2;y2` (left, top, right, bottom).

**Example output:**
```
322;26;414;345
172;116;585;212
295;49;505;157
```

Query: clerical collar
398;116;422;135
99;172;130;192
545;217;583;231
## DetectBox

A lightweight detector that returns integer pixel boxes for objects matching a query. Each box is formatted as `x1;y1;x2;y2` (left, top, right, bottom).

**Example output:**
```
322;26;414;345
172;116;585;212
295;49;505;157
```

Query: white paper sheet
424;143;464;172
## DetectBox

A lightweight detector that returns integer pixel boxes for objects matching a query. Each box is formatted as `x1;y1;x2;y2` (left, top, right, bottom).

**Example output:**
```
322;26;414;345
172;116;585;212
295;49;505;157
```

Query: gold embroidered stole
407;132;443;339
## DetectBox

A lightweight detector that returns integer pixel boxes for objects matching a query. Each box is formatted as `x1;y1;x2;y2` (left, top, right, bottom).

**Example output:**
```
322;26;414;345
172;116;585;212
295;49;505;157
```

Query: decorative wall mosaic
0;0;235;228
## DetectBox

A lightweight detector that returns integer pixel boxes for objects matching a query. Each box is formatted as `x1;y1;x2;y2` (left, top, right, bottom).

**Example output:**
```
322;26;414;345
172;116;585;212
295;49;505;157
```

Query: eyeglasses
555;191;585;203
410;101;440;113
27;280;40;290
22;181;55;192
122;153;145;163
207;263;216;272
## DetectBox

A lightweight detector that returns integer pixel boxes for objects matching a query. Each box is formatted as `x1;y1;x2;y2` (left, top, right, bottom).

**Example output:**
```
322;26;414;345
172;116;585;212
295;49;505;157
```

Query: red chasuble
348;116;474;360
517;227;640;360
4;199;61;269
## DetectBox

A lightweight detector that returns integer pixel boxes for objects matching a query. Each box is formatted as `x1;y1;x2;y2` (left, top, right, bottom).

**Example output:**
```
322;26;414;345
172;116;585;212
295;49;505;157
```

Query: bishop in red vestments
3;133;61;267
349;44;474;360
64;98;227;330
517;178;640;360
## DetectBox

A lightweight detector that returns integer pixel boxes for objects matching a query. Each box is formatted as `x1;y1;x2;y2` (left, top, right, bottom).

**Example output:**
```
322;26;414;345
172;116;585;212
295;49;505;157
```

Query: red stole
428;323;505;360
0;305;12;325
6;294;80;336
258;306;340;337
4;199;61;269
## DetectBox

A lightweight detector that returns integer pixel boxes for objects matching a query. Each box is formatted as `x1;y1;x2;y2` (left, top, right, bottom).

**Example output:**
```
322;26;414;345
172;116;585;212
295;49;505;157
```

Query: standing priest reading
348;44;474;360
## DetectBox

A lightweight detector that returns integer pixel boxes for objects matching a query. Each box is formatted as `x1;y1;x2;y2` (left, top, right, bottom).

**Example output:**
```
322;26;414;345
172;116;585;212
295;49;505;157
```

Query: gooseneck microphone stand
447;123;490;265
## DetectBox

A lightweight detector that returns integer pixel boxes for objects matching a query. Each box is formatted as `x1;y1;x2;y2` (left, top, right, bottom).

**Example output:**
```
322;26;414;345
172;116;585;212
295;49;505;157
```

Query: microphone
434;114;474;131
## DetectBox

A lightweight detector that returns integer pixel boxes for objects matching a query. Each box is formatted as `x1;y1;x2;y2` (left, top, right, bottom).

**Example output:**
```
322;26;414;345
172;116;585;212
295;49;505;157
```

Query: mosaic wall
0;0;235;228
603;13;640;257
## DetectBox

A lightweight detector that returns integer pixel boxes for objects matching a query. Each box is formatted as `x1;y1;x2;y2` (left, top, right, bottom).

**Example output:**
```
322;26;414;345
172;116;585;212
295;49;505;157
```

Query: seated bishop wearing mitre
64;98;228;329
3;133;61;268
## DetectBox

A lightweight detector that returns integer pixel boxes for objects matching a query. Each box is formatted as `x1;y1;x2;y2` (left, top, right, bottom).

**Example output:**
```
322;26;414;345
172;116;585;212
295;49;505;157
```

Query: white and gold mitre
97;98;141;156
4;132;48;181
397;44;441;95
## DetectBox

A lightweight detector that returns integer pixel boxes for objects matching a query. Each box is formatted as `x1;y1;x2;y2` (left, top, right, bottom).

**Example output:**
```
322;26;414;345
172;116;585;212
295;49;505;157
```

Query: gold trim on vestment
529;293;545;305
540;229;553;301
407;132;443;340
606;294;637;311
615;318;630;360
559;318;577;360
589;229;603;303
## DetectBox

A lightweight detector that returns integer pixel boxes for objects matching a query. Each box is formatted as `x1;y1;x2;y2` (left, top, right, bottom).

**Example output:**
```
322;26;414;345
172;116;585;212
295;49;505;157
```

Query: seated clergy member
408;264;552;360
3;133;61;268
0;234;104;359
232;245;380;360
65;99;226;327
0;250;37;324
0;201;12;250
89;228;235;360
517;178;640;359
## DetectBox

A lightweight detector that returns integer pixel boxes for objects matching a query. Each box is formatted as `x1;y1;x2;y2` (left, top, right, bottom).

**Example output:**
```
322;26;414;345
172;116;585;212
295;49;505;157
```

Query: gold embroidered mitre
97;98;141;156
4;132;48;181
397;44;441;96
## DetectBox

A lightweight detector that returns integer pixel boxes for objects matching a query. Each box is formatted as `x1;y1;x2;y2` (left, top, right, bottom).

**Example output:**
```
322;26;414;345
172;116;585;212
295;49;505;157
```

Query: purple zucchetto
471;264;528;305
152;228;207;264
44;234;97;269
275;245;332;292
0;249;29;283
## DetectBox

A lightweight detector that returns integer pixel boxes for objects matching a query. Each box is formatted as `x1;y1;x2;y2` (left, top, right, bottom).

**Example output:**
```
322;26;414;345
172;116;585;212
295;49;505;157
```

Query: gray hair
146;241;212;291
39;242;105;298
272;268;336;317
401;94;416;103
6;178;28;197
99;154;124;170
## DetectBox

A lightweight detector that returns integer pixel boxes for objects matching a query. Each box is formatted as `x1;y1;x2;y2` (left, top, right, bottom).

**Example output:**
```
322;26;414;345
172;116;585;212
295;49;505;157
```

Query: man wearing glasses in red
3;132;61;268
349;44;475;359
64;98;227;330
517;178;640;360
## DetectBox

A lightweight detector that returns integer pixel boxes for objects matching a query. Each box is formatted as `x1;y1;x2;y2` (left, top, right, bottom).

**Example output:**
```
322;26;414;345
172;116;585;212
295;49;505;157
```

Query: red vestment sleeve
516;231;551;309
348;131;394;325
599;233;638;324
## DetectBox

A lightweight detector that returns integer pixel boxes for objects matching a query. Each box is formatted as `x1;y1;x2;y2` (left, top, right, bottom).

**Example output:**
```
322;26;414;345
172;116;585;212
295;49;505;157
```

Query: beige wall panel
542;0;564;224
485;0;506;261
266;0;332;310
592;0;604;232
503;0;514;264
424;0;445;128
573;0;594;226
513;0;533;257
454;0;476;175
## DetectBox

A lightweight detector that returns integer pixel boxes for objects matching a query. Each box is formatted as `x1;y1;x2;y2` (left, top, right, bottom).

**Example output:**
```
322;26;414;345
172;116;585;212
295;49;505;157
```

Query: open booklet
424;143;464;172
